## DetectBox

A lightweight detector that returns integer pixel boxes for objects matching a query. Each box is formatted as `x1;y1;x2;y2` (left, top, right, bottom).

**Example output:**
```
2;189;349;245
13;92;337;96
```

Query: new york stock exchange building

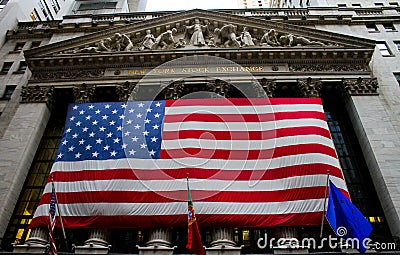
1;6;400;255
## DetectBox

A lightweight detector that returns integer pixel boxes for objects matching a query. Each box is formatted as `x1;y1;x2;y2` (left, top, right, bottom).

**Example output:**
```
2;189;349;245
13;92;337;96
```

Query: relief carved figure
139;30;156;50
111;33;134;51
239;27;255;47
279;34;325;47
75;33;133;53
213;24;241;48
152;28;178;50
260;29;280;46
184;19;209;46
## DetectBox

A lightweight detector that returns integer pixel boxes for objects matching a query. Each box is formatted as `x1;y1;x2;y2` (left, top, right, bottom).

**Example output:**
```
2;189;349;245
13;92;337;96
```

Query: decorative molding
31;69;105;81
20;85;54;107
73;83;96;103
341;77;379;96
162;80;185;100
116;81;137;101
207;79;231;98
298;77;322;97
289;64;368;72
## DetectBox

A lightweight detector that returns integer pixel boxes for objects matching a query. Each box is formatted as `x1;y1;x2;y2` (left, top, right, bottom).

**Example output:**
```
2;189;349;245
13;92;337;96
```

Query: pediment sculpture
70;20;329;54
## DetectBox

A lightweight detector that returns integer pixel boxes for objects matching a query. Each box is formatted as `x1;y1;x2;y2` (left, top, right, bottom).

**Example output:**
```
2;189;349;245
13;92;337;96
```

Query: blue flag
326;181;373;253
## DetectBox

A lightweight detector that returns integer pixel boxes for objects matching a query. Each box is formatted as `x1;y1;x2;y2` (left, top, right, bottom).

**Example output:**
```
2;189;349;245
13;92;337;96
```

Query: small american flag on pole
30;98;348;229
48;181;57;255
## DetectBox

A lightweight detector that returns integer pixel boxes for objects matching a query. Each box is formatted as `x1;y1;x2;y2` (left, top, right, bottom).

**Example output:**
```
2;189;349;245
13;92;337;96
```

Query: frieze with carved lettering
289;64;367;72
73;83;96;103
341;77;379;96
32;69;105;81
21;85;54;106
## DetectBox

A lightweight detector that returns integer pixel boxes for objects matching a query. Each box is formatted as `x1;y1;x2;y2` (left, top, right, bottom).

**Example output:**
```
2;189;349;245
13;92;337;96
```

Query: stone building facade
0;5;400;254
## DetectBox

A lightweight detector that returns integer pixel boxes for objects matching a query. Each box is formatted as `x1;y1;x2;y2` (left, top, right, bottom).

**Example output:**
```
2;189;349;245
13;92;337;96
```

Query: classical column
146;228;172;247
206;79;230;98
341;77;378;96
206;227;241;255
10;86;55;253
116;81;138;101
259;78;277;98
339;78;400;237
13;227;48;253
162;80;184;100
73;83;96;103
137;228;174;255
273;227;308;254
74;229;110;254
72;83;110;254
297;77;322;98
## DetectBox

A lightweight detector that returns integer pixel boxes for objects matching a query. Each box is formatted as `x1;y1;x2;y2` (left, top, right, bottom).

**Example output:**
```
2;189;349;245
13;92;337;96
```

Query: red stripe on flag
160;144;338;160
38;186;334;205
165;98;323;107
49;164;343;182
30;211;324;229
164;111;326;123
162;126;332;140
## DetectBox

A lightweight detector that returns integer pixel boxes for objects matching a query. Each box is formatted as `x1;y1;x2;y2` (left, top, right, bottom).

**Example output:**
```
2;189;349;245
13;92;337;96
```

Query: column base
137;245;175;255
206;241;242;255
13;241;48;254
74;238;110;254
273;248;309;254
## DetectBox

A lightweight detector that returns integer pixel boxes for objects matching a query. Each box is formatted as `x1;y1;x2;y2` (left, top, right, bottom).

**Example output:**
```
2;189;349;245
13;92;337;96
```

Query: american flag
30;98;348;229
48;183;57;255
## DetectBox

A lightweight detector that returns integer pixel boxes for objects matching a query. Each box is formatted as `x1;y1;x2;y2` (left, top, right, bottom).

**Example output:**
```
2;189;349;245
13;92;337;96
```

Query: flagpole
51;175;68;250
320;170;330;238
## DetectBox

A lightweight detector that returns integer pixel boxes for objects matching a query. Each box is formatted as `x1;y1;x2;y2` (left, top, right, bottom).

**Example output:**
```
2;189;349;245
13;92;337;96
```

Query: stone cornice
23;9;375;59
8;7;400;41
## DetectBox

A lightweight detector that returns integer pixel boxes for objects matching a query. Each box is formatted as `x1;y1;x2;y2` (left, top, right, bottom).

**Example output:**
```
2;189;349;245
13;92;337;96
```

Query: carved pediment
24;9;375;72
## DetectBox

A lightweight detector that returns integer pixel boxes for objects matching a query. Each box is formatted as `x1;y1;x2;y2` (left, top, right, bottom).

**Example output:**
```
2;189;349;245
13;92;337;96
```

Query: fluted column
116;81;138;101
74;229;109;254
8;86;55;253
206;79;230;98
259;78;277;98
341;77;379;97
137;228;174;255
73;83;96;103
13;227;49;253
146;228;172;247
162;80;184;100
206;227;241;255
273;227;308;254
72;84;109;254
209;227;236;247
298;77;322;98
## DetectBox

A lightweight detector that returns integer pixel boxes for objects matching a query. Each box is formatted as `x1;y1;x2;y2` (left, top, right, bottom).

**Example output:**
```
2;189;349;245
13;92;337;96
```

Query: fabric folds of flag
49;183;58;255
186;179;204;255
326;181;373;253
30;98;349;229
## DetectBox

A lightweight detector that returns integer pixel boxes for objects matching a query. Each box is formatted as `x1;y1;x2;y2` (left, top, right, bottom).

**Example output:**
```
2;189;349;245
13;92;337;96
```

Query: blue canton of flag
56;101;165;162
326;181;373;253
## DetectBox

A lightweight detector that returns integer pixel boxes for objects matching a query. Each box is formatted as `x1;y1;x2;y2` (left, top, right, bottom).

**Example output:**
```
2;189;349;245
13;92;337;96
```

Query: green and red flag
186;177;205;255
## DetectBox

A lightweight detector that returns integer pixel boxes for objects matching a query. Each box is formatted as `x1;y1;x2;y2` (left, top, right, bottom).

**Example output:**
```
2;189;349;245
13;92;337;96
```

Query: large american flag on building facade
30;98;348;229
